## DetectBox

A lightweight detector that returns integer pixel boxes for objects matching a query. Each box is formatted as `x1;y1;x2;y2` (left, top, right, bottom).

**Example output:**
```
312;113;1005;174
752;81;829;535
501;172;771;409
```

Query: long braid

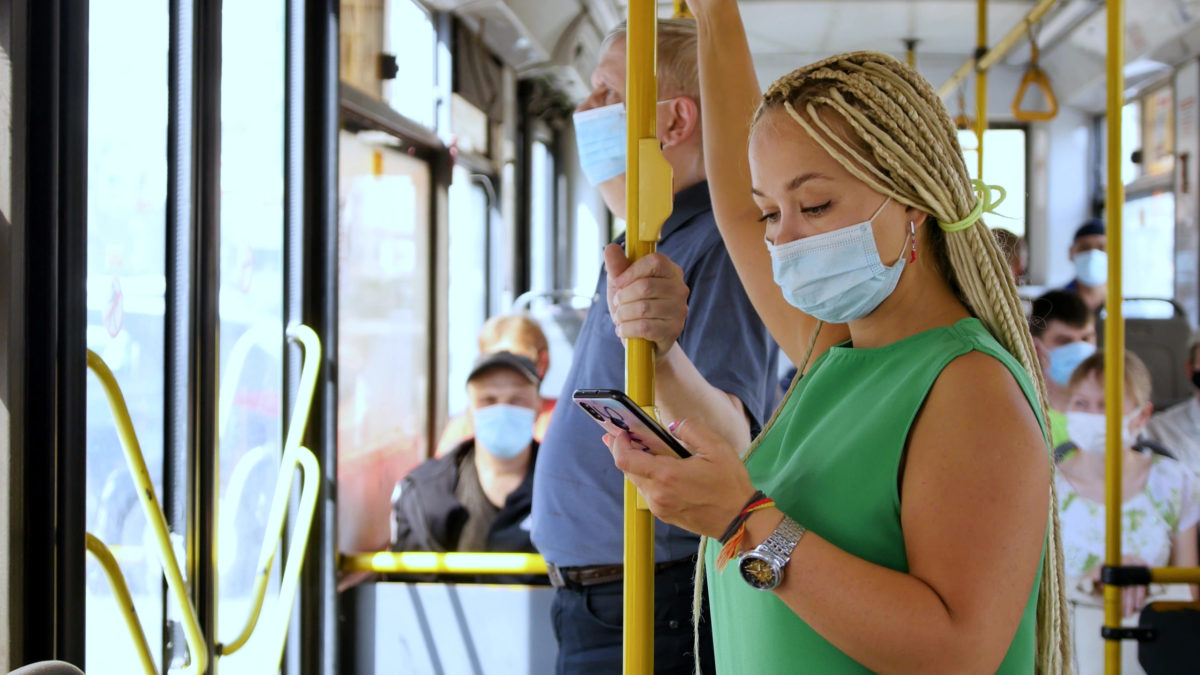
758;51;1070;673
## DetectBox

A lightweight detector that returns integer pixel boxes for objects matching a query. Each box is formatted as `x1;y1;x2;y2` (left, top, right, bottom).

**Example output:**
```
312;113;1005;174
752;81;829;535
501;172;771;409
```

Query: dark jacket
391;439;542;583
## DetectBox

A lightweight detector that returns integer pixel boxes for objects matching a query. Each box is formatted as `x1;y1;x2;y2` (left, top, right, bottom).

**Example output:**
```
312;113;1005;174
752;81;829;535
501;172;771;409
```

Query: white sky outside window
386;0;436;129
958;128;1027;237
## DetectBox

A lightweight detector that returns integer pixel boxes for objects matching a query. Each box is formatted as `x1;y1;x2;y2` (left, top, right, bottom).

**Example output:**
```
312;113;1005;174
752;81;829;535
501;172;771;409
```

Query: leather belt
546;556;696;589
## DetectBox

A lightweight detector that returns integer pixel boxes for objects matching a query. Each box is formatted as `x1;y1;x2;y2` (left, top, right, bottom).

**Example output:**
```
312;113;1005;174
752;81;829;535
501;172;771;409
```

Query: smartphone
572;388;691;458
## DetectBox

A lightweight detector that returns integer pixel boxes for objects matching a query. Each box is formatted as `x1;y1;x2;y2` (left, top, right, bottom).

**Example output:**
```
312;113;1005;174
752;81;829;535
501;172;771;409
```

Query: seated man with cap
1063;218;1108;311
391;351;541;560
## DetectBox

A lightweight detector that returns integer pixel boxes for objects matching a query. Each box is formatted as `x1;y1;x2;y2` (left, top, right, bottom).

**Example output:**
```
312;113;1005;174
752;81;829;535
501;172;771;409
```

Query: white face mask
1065;409;1141;454
1074;249;1108;287
765;197;910;323
572;99;680;187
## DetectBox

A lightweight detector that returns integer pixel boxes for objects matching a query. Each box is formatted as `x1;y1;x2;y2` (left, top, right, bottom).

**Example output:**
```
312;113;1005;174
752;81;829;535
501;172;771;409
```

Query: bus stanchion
218;324;321;663
1103;0;1126;671
624;2;674;673
973;0;988;179
87;350;209;675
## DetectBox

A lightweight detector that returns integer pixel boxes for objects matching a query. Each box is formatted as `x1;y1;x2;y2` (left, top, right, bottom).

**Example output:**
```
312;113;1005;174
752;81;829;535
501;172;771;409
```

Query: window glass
337;132;431;554
216;1;286;669
85;1;168;671
529;141;554;294
958;128;1028;237
1122;101;1142;185
385;0;437;129
447;166;490;417
1122;192;1176;315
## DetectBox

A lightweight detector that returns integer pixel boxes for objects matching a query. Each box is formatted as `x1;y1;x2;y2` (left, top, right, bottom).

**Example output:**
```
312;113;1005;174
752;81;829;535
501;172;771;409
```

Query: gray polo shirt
530;181;778;567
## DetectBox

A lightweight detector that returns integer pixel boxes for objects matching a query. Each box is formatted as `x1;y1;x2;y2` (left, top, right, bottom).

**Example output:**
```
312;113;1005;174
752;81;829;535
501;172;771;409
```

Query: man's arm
655;343;752;449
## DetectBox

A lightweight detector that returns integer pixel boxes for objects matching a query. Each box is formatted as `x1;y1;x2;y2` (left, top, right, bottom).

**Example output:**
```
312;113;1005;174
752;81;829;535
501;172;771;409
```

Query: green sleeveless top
706;318;1047;673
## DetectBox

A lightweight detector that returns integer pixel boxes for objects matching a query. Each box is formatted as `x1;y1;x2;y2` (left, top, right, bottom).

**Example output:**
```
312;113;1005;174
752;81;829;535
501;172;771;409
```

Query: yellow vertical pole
624;2;672;673
673;0;693;19
975;0;988;179
904;39;918;69
1104;0;1126;672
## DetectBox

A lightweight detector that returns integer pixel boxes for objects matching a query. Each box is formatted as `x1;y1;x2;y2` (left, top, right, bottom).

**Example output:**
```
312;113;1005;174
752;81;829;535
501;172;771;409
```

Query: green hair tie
939;180;1006;233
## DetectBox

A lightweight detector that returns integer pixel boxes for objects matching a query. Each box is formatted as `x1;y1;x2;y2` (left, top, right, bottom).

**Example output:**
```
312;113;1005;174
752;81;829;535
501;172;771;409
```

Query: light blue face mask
473;403;536;460
1047;340;1096;386
765;197;910;323
572;100;679;187
573;102;627;186
1074;249;1108;287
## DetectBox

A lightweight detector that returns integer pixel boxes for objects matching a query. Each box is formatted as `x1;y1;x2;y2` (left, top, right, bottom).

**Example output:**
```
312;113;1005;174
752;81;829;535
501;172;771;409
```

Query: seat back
1138;602;1200;674
1097;299;1194;410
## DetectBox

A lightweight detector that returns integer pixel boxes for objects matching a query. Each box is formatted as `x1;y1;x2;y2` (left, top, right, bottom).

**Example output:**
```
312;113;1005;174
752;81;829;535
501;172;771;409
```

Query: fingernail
667;420;682;432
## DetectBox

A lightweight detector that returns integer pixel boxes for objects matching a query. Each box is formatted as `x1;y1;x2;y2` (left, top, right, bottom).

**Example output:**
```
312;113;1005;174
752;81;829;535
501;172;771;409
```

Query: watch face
739;554;780;591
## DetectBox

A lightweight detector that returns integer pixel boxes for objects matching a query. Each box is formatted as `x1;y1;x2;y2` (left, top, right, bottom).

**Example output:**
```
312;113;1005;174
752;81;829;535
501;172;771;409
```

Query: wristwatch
738;516;807;591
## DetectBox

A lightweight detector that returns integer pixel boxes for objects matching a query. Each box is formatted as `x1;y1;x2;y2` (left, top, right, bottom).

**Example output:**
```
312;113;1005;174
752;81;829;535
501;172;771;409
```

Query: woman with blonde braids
600;0;1070;672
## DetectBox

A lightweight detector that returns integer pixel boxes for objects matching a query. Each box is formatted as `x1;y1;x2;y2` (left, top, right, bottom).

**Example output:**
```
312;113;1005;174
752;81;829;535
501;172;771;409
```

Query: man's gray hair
601;18;700;102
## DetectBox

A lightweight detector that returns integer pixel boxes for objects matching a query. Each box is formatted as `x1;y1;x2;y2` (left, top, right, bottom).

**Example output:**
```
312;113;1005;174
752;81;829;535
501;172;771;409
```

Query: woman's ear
904;206;930;230
658;96;700;149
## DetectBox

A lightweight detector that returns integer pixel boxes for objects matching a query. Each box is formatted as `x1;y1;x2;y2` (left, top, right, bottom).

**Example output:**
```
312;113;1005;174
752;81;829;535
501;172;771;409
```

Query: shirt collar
617;181;711;245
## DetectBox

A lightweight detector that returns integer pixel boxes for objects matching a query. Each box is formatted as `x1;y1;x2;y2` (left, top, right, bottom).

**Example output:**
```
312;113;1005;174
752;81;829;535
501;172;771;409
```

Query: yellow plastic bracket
218;324;321;671
636;138;674;243
86;532;157;675
87;350;208;675
672;0;693;18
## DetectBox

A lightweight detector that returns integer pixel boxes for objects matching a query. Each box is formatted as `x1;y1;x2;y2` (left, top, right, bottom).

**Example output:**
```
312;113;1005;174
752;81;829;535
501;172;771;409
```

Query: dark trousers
551;560;715;674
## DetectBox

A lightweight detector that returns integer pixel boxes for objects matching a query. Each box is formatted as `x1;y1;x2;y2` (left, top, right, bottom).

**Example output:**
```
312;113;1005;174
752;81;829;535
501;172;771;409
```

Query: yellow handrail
218;324;321;665
937;0;1062;99
1104;0;1126;670
624;2;672;673
1011;38;1059;121
340;552;549;576
974;0;988;179
85;532;157;675
86;350;208;675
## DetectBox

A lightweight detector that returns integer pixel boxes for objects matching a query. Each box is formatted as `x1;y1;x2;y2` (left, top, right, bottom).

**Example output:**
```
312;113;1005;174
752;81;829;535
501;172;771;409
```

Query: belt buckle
546;563;569;589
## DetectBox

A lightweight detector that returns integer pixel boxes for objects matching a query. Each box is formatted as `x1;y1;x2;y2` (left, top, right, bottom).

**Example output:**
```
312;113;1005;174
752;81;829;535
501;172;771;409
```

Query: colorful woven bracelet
716;491;775;571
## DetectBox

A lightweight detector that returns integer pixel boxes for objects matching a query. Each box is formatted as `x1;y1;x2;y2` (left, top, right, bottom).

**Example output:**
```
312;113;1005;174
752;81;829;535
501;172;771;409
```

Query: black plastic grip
1101;564;1153;587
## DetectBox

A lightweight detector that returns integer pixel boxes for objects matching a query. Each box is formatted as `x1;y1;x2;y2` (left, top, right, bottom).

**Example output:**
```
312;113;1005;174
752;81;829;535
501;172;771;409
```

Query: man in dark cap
1062;218;1107;311
391;351;541;558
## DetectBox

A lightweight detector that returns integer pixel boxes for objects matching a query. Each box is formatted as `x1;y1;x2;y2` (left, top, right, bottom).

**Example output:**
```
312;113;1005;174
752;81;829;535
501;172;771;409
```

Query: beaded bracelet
716;490;775;570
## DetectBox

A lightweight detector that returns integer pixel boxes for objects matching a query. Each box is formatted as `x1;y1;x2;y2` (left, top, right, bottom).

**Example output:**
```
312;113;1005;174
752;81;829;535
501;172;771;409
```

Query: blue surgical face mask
1047;340;1096;386
765;197;909;323
473;403;536;460
1074;249;1108;286
572;99;679;187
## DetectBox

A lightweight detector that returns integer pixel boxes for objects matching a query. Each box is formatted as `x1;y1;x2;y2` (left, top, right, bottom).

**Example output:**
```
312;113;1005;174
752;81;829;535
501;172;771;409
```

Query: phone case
572;389;691;458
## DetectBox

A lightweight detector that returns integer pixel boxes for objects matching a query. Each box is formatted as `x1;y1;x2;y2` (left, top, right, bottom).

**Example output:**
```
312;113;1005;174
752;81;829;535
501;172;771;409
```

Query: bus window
216;1;286;668
447;167;491;419
529;139;556;294
341;0;436;130
957;127;1028;237
336;132;432;554
85;0;168;672
1123;192;1176;315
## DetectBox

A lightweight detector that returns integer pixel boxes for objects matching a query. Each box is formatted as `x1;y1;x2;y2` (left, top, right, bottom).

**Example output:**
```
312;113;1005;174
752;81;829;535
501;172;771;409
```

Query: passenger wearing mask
1062;218;1108;311
1147;331;1200;474
435;313;556;457
1056;350;1200;674
391;352;541;561
603;2;1068;671
1029;290;1098;450
531;17;777;674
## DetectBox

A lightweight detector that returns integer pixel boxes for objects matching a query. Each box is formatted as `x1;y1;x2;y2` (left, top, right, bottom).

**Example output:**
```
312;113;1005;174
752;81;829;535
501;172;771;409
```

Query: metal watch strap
759;516;806;561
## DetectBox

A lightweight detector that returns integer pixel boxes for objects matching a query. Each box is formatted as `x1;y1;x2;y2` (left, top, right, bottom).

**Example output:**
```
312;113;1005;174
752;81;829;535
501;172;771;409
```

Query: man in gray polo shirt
531;18;777;675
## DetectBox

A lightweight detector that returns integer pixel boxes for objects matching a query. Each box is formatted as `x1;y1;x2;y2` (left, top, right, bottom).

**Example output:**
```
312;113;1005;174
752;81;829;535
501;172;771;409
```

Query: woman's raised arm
690;0;848;364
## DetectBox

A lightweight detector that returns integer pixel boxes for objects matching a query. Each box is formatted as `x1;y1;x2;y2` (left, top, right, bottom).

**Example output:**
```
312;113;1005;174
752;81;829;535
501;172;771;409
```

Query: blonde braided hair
729;51;1069;672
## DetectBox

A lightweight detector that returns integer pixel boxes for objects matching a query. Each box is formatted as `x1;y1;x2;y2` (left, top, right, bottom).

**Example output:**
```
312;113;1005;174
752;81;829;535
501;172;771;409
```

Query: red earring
908;221;917;263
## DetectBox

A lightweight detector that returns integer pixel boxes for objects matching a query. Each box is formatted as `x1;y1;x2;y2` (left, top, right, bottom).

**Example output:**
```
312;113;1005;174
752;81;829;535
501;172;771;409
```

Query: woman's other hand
604;243;689;359
1087;554;1150;617
604;417;754;538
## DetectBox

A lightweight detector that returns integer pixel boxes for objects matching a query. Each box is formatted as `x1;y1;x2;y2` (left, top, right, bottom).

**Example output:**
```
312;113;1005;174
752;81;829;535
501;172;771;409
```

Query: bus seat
1097;299;1194;411
9;663;84;675
345;582;557;674
1137;602;1200;674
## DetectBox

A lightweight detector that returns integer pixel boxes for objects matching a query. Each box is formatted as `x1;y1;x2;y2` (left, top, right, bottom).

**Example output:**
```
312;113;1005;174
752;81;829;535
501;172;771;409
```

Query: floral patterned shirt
1057;455;1200;578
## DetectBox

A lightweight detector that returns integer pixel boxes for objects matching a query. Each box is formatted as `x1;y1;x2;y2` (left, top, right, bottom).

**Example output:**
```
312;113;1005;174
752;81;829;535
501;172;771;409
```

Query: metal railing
84;533;157;675
87;350;209;675
340;552;548;576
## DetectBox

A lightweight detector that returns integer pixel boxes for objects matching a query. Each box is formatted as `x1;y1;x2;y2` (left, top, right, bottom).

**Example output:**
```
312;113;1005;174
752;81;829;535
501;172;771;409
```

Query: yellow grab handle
86;533;158;675
340;552;549;575
218;324;321;658
87;350;208;675
1011;65;1058;121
